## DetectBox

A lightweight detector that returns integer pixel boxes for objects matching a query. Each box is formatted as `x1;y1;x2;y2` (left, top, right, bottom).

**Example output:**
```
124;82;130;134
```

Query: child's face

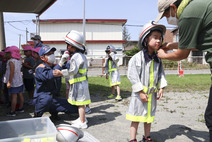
106;51;111;55
147;31;162;51
33;52;39;59
67;44;76;53
24;50;32;57
5;52;11;59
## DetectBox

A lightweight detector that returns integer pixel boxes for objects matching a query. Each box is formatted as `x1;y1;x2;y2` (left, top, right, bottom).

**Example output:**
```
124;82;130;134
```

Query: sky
3;0;175;47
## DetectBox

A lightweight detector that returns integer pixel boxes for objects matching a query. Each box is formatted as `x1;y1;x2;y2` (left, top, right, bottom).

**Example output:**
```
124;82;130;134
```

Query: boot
34;112;43;117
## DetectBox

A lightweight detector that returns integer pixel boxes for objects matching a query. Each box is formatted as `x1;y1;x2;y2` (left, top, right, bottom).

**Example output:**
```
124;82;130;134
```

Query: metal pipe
0;12;6;50
36;15;40;35
83;0;86;45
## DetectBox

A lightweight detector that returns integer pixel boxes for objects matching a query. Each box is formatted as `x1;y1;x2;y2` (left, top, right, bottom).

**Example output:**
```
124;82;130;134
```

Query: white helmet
138;21;166;50
65;30;84;51
56;124;84;142
105;45;117;54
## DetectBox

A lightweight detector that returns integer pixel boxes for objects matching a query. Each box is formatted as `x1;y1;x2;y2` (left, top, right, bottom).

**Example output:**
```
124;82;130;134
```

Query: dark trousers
34;95;78;116
205;85;212;142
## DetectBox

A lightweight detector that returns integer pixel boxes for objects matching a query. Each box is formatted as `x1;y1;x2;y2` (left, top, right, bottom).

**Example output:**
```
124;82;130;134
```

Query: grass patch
165;74;211;92
60;74;210;98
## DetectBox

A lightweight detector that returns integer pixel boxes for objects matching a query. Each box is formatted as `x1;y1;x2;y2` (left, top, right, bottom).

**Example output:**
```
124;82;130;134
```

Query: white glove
59;51;70;66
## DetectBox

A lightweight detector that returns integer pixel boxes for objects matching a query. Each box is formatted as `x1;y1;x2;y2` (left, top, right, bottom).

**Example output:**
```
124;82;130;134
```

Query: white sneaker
85;107;91;114
71;121;88;129
71;117;88;124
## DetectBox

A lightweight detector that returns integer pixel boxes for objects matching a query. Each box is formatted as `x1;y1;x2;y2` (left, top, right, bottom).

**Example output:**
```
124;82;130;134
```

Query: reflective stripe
147;61;154;121
24;139;30;142
69;68;87;84
57;128;78;137
110;81;121;86
109;60;119;86
126;114;155;123
24;138;48;142
108;60;117;72
68;99;91;106
143;86;148;94
79;68;87;74
66;35;83;46
42;138;47;142
69;76;86;84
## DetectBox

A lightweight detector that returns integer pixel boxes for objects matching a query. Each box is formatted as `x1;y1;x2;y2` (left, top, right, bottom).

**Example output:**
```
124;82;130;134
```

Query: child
32;47;43;71
0;52;5;103
34;45;78;118
63;48;91;114
105;45;122;101
4;46;24;116
59;30;91;129
126;21;167;142
22;45;35;105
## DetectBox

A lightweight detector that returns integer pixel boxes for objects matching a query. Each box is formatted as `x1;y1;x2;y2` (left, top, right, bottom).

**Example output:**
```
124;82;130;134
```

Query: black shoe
129;139;137;142
34;112;43;117
7;111;16;116
50;113;61;121
142;136;153;142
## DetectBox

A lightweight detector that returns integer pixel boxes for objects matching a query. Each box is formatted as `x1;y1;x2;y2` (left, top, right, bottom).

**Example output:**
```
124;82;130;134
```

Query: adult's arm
157;48;191;61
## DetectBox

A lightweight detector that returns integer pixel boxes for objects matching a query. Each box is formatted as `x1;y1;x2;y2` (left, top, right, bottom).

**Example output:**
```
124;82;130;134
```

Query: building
28;19;127;66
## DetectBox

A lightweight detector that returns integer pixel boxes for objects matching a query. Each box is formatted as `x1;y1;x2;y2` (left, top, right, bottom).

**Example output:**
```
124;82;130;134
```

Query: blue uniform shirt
34;63;62;98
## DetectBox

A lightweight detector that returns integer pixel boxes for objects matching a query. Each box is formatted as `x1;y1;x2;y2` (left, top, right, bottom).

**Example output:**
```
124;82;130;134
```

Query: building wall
39;21;124;66
40;23;123;41
46;42;123;66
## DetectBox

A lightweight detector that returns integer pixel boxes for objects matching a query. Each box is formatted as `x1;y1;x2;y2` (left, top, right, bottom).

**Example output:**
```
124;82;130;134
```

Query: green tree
122;25;131;48
124;45;140;56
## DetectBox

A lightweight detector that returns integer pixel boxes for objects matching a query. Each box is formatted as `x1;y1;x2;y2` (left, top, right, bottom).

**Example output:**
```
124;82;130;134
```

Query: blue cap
39;45;56;56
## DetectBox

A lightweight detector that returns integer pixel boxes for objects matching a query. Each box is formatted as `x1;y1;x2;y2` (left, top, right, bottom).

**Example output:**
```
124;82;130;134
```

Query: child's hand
7;82;11;88
157;88;163;100
139;91;148;102
59;51;70;66
53;69;62;77
106;74;108;79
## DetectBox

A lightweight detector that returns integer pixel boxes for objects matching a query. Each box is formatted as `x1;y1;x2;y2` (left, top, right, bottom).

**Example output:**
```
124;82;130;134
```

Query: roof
27;40;126;44
0;0;56;16
33;19;127;25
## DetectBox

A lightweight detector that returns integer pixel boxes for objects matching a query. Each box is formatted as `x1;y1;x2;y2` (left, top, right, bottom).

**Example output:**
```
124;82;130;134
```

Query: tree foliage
122;25;131;48
124;45;140;56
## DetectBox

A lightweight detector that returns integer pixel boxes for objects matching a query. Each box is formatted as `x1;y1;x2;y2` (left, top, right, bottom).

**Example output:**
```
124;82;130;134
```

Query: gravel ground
0;91;210;142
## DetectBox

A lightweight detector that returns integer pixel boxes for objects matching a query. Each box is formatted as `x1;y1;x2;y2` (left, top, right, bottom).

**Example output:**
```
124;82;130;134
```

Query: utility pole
36;15;40;35
0;12;6;50
83;0;86;45
19;34;21;49
26;28;28;44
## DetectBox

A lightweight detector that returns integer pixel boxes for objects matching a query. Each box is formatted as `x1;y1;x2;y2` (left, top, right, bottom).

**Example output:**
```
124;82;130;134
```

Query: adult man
33;45;78;119
156;0;212;141
31;35;43;49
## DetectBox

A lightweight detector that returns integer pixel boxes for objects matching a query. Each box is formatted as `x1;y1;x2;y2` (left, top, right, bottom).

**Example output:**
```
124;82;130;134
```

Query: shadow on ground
150;124;209;142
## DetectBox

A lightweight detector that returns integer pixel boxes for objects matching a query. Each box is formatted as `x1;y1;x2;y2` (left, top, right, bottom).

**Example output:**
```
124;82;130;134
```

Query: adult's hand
53;69;63;77
157;48;167;59
157;48;191;61
161;42;178;51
